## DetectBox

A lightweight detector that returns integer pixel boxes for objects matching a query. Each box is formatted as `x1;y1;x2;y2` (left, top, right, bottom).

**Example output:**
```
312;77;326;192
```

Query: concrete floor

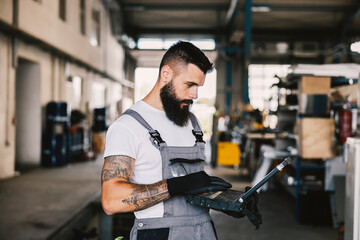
0;157;103;240
207;167;339;240
0;157;339;240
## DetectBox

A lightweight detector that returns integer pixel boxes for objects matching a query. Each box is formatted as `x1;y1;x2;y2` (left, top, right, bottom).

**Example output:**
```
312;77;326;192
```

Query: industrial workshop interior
1;0;360;239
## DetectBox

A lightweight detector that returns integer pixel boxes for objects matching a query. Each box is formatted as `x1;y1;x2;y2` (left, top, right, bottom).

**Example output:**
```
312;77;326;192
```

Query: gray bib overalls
123;109;217;240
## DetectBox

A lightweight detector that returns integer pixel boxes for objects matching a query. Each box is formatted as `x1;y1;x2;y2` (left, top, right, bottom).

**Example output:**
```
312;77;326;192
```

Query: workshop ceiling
112;0;360;66
116;0;360;42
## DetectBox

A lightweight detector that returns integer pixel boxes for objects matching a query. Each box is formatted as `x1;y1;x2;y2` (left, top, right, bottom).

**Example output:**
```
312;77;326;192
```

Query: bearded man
101;41;234;240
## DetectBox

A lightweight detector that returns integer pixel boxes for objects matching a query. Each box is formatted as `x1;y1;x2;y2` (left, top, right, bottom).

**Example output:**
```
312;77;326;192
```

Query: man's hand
243;186;260;214
167;171;232;197
223;186;262;229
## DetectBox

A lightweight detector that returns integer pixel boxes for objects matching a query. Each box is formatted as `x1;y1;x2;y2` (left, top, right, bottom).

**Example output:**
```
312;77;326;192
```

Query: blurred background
0;0;360;239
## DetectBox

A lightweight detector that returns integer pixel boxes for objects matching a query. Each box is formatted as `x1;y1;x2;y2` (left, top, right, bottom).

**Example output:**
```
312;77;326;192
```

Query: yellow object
252;122;264;129
217;142;241;166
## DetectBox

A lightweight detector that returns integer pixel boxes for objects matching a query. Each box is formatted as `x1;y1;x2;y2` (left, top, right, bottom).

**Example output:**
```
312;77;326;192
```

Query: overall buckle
149;130;165;146
192;130;205;143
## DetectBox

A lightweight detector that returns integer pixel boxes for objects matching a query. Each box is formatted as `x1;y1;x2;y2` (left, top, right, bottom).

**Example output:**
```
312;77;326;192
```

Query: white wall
0;33;16;179
0;0;131;179
0;0;12;24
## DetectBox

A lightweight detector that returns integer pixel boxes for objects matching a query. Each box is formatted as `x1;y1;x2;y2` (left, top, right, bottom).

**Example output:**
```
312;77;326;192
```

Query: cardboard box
298;118;335;159
92;131;106;153
299;76;331;94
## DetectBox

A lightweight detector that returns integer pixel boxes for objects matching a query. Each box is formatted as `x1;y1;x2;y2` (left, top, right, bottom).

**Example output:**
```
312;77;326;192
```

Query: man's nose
189;87;198;100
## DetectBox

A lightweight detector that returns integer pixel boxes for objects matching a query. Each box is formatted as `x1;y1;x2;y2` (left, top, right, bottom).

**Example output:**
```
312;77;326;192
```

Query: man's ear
160;65;173;84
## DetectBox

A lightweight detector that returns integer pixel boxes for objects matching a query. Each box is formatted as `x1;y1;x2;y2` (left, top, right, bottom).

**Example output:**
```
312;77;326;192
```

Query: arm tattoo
122;181;169;211
102;155;170;211
101;155;133;184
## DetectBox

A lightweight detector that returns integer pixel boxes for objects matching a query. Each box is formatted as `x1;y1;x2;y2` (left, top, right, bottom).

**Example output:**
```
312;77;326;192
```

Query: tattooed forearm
101;155;134;184
121;181;170;211
101;156;170;213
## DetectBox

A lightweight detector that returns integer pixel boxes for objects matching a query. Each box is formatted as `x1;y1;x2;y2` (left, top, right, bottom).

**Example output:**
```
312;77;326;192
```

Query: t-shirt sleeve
103;119;139;160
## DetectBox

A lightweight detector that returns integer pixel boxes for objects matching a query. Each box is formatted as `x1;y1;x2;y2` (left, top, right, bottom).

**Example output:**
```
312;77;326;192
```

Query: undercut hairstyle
159;41;213;76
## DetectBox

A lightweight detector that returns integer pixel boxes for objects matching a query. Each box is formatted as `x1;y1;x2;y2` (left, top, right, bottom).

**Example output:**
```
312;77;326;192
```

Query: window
248;64;290;112
80;0;86;35
90;9;101;47
248;64;290;128
59;0;66;21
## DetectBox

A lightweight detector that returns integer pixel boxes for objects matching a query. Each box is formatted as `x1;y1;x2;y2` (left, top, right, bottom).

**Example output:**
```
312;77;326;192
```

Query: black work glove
167;171;232;197
241;186;262;229
243;186;260;213
222;186;262;229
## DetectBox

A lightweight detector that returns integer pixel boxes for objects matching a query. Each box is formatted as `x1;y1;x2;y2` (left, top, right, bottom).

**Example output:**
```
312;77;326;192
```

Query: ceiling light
350;41;360;53
251;5;271;12
276;42;288;54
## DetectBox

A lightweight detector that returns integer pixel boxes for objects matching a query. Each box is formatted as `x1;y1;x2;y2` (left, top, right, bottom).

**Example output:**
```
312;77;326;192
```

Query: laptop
185;189;247;213
185;157;292;215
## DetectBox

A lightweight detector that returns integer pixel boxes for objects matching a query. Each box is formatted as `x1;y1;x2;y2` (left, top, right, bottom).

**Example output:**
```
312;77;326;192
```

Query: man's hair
159;41;213;76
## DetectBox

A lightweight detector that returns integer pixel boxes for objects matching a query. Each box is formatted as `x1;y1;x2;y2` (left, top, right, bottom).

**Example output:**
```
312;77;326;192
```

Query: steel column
243;0;252;104
226;60;233;115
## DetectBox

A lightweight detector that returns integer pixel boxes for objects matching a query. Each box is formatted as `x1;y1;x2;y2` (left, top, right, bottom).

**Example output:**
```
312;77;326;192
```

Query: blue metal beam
122;3;351;13
252;4;352;12
340;1;360;42
243;0;251;104
226;60;233;116
220;47;243;54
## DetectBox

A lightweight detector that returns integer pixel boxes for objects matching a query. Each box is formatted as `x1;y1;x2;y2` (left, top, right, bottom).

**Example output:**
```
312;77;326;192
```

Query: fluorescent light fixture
276;42;288;54
251;5;271;12
137;38;216;50
190;39;216;50
164;39;181;49
138;38;163;49
164;39;215;50
350;41;360;53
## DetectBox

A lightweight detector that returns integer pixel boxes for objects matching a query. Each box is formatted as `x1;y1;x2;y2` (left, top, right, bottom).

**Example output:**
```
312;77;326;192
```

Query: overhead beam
252;4;352;12
252;28;337;41
122;3;228;11
121;3;352;13
122;25;349;42
124;26;226;38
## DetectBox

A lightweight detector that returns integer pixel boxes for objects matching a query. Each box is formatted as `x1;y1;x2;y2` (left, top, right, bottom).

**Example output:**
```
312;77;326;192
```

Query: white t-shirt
104;100;197;219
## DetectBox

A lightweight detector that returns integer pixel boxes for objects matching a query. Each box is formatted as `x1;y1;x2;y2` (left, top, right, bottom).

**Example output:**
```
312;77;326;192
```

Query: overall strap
189;112;205;144
122;109;167;148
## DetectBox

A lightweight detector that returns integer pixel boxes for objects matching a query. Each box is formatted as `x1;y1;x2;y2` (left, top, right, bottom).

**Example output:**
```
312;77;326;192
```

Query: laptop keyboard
214;190;242;203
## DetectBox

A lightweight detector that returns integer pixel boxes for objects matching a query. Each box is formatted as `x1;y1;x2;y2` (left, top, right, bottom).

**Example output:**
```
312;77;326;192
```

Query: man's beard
160;81;193;127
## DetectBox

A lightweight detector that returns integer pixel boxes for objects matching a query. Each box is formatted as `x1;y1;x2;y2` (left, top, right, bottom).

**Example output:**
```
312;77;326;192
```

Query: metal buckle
192;130;205;143
149;130;164;146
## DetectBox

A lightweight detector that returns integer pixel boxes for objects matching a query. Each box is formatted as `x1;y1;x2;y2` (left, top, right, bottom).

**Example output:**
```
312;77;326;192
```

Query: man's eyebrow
186;81;203;86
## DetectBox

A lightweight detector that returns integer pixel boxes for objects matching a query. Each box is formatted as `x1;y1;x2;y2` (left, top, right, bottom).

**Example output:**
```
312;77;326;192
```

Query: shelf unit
272;75;355;224
295;156;326;221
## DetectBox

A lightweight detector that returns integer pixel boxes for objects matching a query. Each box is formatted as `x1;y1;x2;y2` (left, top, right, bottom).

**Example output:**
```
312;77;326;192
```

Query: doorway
15;58;41;172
